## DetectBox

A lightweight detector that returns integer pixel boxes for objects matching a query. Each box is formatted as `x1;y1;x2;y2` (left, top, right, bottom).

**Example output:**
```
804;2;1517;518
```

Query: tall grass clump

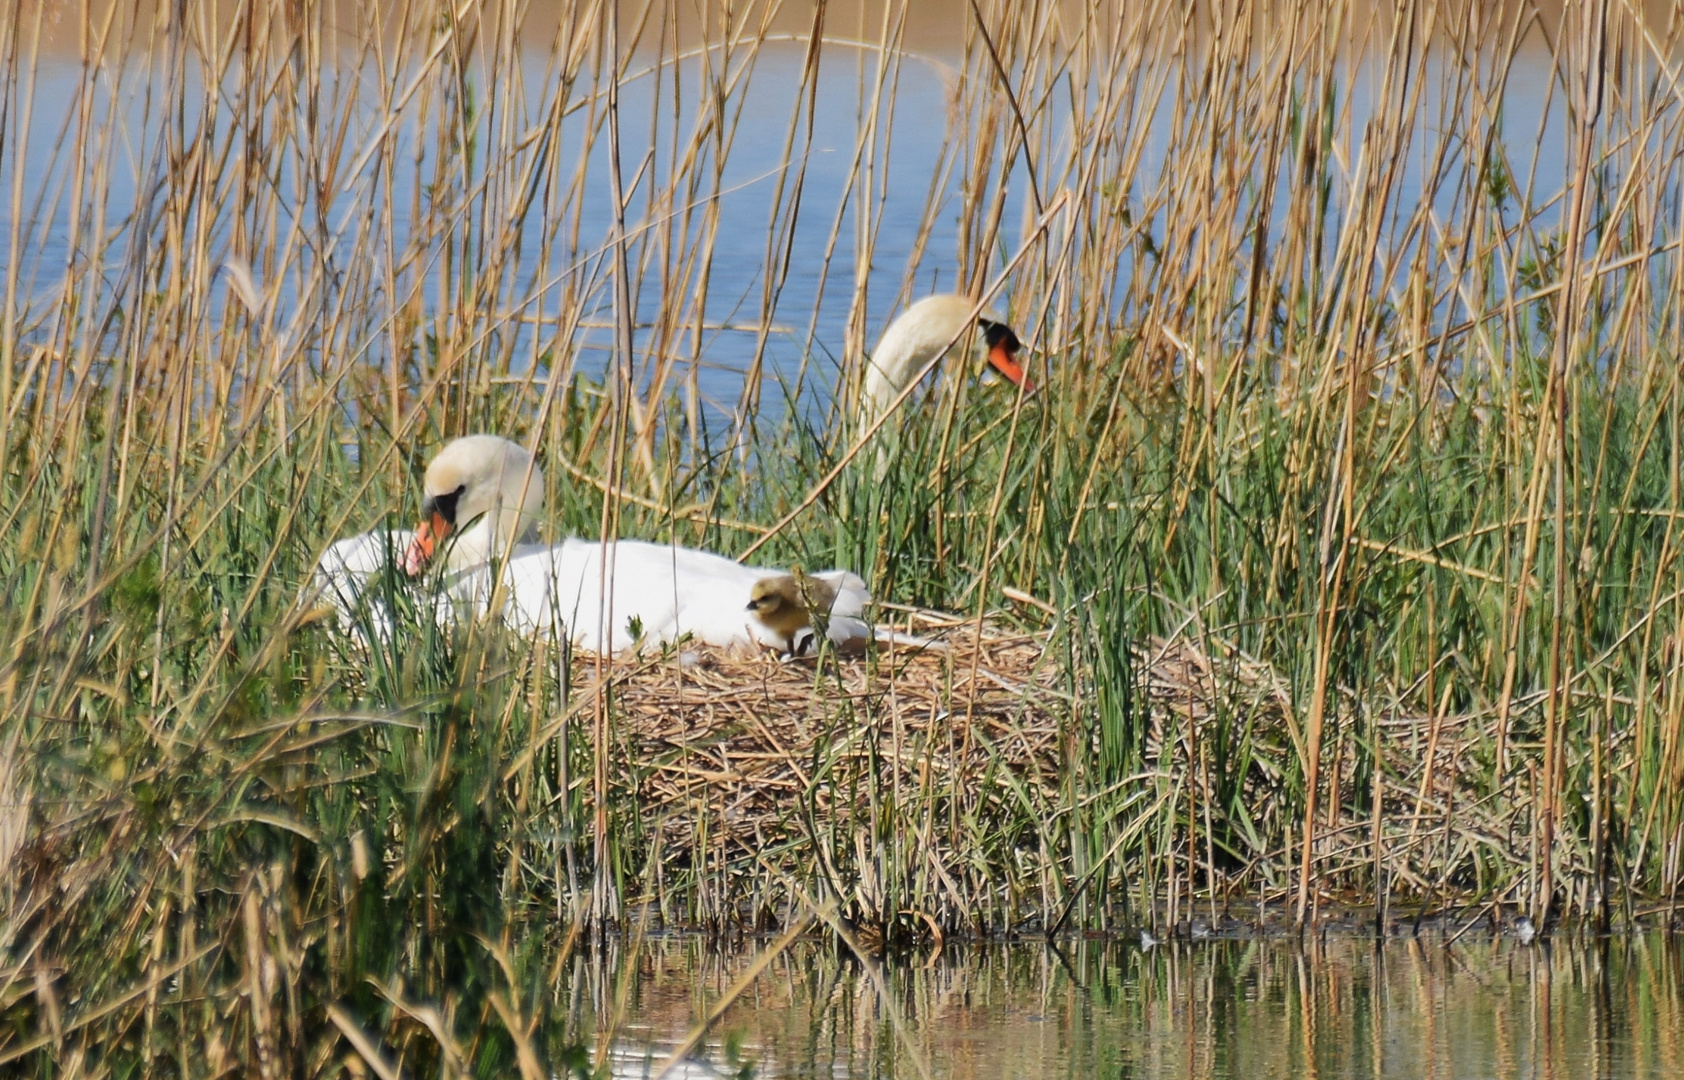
3;0;1684;1071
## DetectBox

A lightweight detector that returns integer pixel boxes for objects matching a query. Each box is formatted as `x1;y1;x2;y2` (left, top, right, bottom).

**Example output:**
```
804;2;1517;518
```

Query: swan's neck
861;348;926;424
859;296;980;426
443;517;524;573
442;477;543;574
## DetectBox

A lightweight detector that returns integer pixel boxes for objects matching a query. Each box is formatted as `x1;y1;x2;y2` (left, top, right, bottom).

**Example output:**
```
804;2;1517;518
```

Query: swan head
977;316;1028;389
402;435;544;575
861;293;1031;421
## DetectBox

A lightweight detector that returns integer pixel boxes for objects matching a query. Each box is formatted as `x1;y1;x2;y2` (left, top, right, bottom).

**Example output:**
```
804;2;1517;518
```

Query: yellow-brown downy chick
746;569;839;642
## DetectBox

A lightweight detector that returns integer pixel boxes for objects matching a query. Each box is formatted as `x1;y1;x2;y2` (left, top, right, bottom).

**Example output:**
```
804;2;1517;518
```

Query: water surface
1;8;1580;428
573;933;1684;1078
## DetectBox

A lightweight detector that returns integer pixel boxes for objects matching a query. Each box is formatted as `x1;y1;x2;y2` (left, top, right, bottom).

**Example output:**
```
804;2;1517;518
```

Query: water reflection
576;934;1684;1079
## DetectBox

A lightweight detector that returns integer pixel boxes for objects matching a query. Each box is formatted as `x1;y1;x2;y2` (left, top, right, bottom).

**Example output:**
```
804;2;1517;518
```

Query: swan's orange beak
403;485;464;576
403;511;453;576
987;342;1033;393
980;319;1034;395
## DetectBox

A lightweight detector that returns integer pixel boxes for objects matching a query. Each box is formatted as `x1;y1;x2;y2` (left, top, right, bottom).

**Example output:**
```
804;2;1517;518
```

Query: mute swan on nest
860;293;1030;426
313;435;878;655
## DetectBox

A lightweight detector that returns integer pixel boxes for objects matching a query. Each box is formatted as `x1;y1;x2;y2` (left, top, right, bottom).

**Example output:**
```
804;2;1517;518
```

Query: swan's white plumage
310;436;882;655
445;538;868;653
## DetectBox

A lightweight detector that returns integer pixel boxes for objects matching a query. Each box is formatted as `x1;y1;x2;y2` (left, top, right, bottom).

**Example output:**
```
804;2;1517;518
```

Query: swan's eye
425;484;466;525
977;319;1021;357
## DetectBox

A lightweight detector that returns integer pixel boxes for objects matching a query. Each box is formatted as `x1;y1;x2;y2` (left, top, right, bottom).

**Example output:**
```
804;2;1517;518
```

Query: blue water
0;29;1579;431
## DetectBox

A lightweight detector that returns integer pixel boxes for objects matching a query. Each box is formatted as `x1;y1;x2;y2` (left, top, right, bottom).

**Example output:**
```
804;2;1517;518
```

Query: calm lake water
574;933;1684;1079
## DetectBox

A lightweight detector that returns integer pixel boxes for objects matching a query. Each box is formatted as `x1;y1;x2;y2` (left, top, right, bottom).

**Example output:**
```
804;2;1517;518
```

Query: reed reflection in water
576;934;1684;1079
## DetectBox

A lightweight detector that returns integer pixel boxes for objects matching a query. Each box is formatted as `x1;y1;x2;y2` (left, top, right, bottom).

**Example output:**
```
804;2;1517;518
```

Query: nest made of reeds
584;612;1073;854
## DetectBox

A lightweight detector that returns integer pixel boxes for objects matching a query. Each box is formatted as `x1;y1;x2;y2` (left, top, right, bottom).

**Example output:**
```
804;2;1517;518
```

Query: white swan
859;293;1029;426
313;435;875;654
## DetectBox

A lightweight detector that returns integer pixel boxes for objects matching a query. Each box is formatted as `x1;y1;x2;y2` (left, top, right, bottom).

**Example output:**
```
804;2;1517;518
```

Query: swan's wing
811;570;871;618
482;539;607;649
822;616;875;654
313;530;415;587
531;543;863;652
653;540;761;579
308;530;418;646
631;541;772;648
496;538;769;653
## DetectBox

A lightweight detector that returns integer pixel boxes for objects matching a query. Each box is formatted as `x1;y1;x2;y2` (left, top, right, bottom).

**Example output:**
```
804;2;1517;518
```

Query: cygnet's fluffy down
745;571;881;656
